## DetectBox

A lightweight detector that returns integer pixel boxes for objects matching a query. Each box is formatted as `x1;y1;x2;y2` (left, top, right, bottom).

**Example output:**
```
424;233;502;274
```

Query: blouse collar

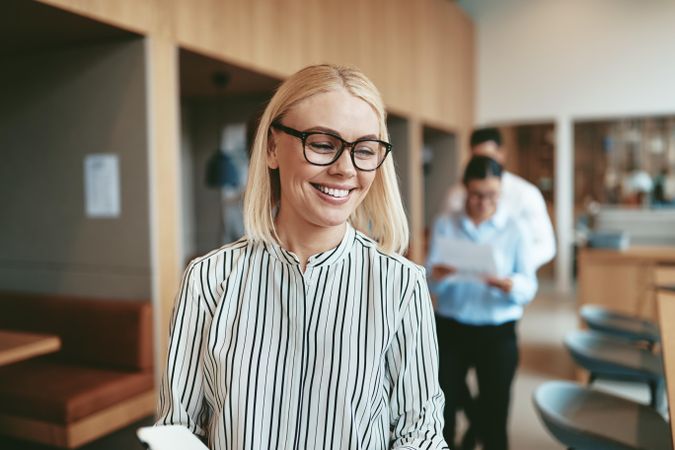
266;222;356;269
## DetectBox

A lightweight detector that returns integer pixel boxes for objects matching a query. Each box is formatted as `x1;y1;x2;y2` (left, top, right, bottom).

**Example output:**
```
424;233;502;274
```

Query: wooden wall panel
38;0;474;130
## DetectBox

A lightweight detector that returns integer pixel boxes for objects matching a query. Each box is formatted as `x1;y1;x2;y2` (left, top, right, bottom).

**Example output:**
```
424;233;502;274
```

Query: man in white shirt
446;127;556;269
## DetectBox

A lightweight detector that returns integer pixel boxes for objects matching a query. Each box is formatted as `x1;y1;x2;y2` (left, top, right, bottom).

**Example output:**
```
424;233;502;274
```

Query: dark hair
462;155;503;185
470;127;502;148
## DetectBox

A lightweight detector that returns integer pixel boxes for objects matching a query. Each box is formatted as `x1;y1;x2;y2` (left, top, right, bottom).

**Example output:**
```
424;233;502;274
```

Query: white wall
461;0;675;291
465;0;675;123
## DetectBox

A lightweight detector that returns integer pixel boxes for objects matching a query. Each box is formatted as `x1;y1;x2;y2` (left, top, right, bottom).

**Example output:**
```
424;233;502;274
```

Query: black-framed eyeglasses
467;189;500;203
271;122;392;171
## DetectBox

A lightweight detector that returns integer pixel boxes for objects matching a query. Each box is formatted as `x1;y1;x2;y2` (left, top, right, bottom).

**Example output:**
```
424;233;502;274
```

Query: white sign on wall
84;153;121;218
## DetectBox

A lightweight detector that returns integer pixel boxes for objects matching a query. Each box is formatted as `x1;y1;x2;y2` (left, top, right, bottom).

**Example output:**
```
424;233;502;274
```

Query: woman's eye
354;146;377;159
309;142;337;153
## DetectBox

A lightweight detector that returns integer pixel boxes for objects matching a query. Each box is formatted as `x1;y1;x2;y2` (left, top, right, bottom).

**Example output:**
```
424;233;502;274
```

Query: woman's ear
266;134;279;169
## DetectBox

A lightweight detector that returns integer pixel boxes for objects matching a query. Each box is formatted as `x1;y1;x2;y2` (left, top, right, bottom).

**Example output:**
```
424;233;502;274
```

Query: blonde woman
158;64;447;450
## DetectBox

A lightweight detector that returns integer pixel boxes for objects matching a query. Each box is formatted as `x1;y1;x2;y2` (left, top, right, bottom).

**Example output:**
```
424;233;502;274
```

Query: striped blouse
157;223;447;450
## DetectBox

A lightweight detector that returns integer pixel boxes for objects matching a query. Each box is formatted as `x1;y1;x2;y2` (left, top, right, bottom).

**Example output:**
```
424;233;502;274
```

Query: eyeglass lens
304;133;387;171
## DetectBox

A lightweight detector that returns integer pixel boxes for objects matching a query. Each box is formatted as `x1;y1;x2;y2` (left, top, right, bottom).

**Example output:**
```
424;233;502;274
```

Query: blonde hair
243;64;409;255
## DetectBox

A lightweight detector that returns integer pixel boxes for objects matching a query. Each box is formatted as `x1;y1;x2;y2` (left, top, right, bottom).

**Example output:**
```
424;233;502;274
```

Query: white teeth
317;185;349;198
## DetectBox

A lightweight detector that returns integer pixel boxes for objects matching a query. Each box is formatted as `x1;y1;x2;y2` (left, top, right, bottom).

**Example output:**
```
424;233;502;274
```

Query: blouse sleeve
387;269;449;449
156;261;212;438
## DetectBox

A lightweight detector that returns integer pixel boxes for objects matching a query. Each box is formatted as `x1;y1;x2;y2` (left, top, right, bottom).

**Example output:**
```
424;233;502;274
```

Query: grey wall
0;38;150;299
424;130;457;227
181;95;270;259
387;117;412;229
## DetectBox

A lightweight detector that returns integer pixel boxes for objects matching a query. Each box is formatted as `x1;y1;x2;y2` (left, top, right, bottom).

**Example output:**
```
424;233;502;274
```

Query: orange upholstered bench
0;293;154;448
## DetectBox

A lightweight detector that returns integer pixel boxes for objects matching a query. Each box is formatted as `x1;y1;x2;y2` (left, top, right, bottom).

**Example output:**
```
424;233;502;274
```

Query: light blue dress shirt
426;207;538;326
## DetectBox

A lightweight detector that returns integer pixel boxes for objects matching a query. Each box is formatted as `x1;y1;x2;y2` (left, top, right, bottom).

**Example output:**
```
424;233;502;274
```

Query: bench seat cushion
0;359;153;424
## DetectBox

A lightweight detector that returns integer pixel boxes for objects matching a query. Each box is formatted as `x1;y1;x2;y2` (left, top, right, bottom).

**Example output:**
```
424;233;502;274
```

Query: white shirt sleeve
504;173;556;268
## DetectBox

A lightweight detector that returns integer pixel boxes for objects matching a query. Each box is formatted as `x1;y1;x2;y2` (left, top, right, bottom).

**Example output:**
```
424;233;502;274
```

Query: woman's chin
316;216;349;229
309;203;356;228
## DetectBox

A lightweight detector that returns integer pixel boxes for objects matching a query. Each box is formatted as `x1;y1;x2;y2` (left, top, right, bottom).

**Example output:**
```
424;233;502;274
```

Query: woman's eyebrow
305;126;379;140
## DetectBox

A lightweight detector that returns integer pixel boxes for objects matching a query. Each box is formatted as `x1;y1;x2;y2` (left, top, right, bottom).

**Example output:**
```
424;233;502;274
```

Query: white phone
137;425;209;450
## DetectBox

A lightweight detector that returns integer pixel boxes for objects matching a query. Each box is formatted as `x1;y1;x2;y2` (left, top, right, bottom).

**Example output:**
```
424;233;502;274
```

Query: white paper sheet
429;237;498;278
137;426;209;450
84;153;120;218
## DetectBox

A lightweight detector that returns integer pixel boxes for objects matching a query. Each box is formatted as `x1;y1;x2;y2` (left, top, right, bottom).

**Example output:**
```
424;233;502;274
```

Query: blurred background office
1;0;675;449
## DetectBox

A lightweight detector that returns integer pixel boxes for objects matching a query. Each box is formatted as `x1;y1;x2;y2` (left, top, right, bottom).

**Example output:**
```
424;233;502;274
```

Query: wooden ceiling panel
179;48;281;98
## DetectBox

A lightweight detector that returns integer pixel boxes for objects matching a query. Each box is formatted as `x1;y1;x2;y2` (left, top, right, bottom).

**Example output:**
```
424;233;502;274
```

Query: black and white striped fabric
157;223;447;450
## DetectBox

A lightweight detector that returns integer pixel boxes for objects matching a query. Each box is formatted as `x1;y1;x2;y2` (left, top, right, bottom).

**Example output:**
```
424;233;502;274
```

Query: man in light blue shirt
427;205;537;325
426;155;537;450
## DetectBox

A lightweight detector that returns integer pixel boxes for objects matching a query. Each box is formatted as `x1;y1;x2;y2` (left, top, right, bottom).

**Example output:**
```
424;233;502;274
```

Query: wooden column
555;116;574;293
145;35;183;390
407;118;424;264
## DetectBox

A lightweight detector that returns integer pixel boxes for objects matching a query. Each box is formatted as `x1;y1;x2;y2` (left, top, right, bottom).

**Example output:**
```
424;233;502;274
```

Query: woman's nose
329;146;357;176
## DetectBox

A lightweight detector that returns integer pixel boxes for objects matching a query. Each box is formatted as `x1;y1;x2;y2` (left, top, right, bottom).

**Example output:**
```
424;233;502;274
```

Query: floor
462;280;656;450
0;416;153;450
0;282;657;449
509;282;578;450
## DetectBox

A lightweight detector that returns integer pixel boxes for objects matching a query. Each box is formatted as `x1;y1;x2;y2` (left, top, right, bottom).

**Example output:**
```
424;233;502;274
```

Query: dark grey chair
564;329;665;409
533;381;672;450
580;304;660;348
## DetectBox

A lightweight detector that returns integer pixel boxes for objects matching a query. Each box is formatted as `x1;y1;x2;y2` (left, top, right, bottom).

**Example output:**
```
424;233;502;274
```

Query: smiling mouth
311;183;354;199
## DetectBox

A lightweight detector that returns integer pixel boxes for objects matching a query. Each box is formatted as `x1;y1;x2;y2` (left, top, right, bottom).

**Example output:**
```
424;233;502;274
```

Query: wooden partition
656;286;675;447
407;118;425;263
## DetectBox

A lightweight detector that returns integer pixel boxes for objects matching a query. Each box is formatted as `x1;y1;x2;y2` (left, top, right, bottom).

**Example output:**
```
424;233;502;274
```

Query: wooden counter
577;246;675;321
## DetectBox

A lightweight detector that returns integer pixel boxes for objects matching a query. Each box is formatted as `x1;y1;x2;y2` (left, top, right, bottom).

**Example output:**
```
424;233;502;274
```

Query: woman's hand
484;276;513;293
431;264;457;281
